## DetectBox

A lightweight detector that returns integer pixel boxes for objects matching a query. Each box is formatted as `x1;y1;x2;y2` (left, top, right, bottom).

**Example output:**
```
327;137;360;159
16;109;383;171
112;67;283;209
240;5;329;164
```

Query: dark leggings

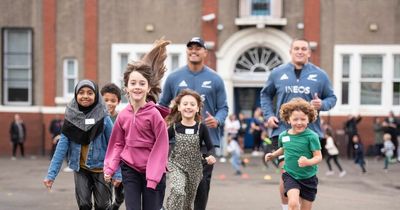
194;162;214;210
326;154;343;171
121;162;165;210
12;142;24;157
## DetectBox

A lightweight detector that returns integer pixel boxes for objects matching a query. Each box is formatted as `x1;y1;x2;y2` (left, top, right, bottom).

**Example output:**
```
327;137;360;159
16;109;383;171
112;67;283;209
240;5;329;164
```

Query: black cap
186;37;206;49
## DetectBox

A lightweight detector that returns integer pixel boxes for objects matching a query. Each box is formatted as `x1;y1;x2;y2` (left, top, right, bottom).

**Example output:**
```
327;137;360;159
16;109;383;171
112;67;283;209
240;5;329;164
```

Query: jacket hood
127;101;170;118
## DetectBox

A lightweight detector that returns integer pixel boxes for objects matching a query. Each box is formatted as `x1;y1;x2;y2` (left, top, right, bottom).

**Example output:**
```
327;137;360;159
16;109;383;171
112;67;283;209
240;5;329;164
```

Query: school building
0;0;399;156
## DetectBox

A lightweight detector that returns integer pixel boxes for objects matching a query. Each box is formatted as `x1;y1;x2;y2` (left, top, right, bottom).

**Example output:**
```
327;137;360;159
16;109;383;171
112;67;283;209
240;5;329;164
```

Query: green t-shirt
279;128;321;180
110;113;118;123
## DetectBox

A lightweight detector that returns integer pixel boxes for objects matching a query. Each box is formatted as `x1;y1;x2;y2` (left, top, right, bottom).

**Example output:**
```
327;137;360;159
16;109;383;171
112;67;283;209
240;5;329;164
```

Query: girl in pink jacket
104;39;170;210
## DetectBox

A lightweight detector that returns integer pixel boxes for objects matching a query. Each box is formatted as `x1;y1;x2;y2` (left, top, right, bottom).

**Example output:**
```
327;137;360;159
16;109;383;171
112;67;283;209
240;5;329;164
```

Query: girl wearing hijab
43;79;121;210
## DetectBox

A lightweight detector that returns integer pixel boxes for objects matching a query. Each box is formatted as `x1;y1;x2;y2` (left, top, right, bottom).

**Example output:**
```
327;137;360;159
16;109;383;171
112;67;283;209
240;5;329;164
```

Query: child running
226;134;242;175
352;134;367;174
165;89;216;210
103;39;170;210
265;98;322;210
324;129;346;177
381;133;395;172
100;83;125;210
43;79;121;210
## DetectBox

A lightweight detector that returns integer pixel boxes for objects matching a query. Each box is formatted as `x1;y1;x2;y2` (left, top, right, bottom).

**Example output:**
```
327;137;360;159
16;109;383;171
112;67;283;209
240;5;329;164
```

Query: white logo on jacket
201;81;212;88
179;80;188;87
280;74;289;80
307;74;318;81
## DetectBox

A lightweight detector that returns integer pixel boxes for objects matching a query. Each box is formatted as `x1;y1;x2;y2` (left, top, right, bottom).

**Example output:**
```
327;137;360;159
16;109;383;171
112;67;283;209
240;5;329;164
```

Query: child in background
265;98;322;210
165;89;216;210
226;134;242;175
381;133;395;172
101;83;122;122
101;83;124;210
103;39;170;210
43;79;121;210
324;130;346;177
352;134;367;174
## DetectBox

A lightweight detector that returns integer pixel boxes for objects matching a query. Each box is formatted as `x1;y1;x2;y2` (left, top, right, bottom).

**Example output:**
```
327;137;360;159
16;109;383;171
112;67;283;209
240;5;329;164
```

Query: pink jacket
104;101;169;189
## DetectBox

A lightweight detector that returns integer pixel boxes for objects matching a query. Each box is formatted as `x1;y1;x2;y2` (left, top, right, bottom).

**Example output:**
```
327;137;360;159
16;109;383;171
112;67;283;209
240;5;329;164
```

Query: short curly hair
279;98;318;123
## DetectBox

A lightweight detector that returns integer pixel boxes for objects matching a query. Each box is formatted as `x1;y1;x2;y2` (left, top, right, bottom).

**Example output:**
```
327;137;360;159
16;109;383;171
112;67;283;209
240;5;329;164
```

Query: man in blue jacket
160;37;228;210
260;38;337;210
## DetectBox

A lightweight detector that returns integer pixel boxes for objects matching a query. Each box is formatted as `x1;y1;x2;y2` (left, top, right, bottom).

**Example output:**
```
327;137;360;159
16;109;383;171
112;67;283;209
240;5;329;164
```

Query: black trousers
74;168;112;210
121;162;165;210
194;147;215;210
12;142;24;157
326;154;343;172
112;184;124;210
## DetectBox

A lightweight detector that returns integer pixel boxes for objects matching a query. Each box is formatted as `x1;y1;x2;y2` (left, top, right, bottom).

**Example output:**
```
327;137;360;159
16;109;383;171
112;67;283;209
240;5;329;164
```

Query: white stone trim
332;45;400;116
217;28;292;114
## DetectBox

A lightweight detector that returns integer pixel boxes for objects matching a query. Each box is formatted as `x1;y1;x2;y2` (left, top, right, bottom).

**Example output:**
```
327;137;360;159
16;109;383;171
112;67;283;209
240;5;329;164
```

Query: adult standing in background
49;114;63;159
260;38;337;210
344;114;362;159
9;114;26;160
159;37;228;210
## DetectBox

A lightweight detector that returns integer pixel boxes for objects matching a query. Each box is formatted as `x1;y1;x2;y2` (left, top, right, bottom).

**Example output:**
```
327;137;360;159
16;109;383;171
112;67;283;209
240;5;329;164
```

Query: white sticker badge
85;118;95;125
185;129;195;135
282;136;290;143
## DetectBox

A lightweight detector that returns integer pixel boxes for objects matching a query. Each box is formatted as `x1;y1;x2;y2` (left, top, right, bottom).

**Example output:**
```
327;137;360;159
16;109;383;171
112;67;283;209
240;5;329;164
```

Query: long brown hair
123;39;170;103
166;89;203;126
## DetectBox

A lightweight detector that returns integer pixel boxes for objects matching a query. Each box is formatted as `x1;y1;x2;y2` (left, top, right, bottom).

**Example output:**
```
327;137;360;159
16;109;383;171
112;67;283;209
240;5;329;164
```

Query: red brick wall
304;0;321;66
0;112;64;157
84;0;98;81
202;0;218;70
43;0;56;106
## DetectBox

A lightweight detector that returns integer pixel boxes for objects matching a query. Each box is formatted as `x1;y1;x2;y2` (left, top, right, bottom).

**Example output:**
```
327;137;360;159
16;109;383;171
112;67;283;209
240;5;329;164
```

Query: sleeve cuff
146;180;158;190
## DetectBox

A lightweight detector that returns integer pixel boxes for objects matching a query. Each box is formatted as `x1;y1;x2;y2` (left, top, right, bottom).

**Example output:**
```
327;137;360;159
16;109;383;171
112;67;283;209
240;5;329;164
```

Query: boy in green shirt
265;98;322;210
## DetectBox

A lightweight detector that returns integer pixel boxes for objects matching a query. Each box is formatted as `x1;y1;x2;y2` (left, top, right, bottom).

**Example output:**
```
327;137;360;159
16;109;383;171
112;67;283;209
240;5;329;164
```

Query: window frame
111;43;187;108
2;28;33;105
62;58;78;98
333;45;400;115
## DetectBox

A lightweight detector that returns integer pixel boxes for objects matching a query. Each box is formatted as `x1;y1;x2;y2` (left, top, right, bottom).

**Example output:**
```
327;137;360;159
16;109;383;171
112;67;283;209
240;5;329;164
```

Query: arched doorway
217;28;292;148
217;27;292;116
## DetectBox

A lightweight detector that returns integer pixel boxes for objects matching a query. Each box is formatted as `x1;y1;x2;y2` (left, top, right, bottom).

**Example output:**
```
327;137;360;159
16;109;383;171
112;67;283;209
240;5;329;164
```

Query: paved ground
0;154;399;210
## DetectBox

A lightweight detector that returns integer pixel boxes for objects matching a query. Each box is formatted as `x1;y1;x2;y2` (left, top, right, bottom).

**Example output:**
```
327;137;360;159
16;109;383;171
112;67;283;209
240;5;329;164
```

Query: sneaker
63;166;73;172
339;171;347;177
11;156;16;160
219;157;227;163
251;151;259;157
235;170;242;176
325;171;334;176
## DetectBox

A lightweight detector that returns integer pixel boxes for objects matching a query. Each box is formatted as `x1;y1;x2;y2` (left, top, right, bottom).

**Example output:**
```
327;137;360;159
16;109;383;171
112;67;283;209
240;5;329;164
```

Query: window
360;55;382;105
119;53;129;103
2;28;32;105
333;45;400;115
111;43;187;106
251;0;270;16
236;0;286;26
63;58;78;98
394;55;400;105
170;53;180;72
341;55;350;105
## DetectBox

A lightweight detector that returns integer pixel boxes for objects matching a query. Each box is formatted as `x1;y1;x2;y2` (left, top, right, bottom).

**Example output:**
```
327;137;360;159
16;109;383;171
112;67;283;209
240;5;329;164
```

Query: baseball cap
186;37;206;49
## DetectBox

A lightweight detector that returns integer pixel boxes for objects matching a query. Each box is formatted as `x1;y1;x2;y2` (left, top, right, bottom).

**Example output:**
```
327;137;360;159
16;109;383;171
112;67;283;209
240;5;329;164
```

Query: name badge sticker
282;136;290;142
85;118;95;125
185;128;195;134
